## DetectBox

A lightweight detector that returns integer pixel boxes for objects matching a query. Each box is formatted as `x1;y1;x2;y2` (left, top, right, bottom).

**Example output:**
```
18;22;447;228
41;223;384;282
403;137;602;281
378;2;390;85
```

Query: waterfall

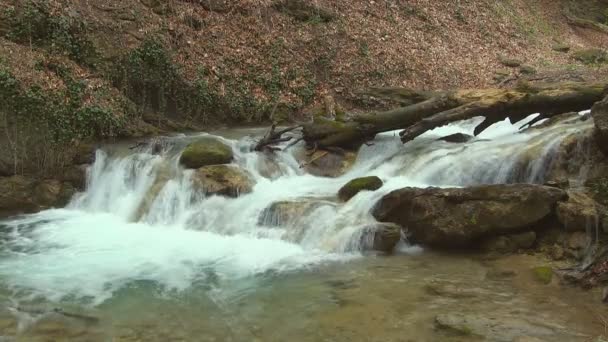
0;113;594;305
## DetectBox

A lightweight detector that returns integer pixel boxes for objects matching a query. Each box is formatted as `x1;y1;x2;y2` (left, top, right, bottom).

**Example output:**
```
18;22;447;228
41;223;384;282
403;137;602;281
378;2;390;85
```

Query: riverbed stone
532;266;553;284
338;176;383;201
373;184;566;248
557;190;599;231
435;313;565;341
192;165;253;197
295;148;357;178
179;137;233;169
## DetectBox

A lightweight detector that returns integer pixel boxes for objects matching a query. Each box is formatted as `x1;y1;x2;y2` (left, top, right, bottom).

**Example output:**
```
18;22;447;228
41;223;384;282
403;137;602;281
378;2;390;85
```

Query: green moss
532;266;553;284
338;176;383;201
179;137;234;169
572;48;608;65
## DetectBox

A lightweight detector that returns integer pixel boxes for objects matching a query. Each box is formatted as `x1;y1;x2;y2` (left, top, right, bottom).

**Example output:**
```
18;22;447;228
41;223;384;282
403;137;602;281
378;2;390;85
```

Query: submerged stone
179;137;233;169
532;266;553;284
359;222;401;253
481;231;537;254
437;133;473;143
338;176;383;201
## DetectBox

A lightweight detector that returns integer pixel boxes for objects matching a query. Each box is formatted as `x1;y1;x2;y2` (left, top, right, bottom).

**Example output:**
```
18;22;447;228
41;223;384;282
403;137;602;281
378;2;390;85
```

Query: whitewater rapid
0;113;593;305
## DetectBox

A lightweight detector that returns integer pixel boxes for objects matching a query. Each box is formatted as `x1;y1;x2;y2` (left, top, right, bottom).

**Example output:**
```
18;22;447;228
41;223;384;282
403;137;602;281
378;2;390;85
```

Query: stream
0;113;605;341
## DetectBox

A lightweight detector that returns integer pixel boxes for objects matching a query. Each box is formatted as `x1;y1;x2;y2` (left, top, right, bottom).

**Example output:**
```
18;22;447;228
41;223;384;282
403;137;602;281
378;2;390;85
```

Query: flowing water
0;113;605;341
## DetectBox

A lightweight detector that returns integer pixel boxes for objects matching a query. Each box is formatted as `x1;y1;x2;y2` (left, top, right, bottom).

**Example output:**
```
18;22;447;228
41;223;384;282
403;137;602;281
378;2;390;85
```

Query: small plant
358;41;370;57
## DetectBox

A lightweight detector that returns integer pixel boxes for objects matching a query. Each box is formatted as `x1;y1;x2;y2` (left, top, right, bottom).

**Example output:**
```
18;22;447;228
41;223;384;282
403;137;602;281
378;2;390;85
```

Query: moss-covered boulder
179;138;233;169
499;56;523;68
572;48;608;65
519;65;537;75
191;165;253;197
552;44;571;53
338;176;383;201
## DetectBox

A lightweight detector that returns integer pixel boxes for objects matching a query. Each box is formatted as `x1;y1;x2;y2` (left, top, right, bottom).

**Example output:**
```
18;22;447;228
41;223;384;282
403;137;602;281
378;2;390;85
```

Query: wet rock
72;143;96;165
549;244;565;260
373;184;566;248
259;200;331;226
192;165;253;197
485;269;517;280
557;191;599;232
179;137;233;169
532;266;553;284
481;231;537;254
0;176;75;217
592;95;608;155
61;164;89;190
338;176;383;202
296;148;357;178
435;313;568;341
359;223;401;253
567;231;590;251
437;133;473;143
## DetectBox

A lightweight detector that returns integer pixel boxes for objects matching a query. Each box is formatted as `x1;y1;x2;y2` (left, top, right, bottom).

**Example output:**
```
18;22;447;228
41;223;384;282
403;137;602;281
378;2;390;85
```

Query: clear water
0;114;603;341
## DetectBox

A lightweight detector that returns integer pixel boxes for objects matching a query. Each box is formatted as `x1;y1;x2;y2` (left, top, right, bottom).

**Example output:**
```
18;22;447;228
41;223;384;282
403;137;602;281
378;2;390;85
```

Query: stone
499;56;523;67
552;44;570;53
61;164;89;190
556;190;599;231
532;266;553;284
191;165;254;197
567;231;590;250
435;313;564;341
425;281;487;298
338;176;383;201
549;245;565;260
592;95;608;155
296;148;357;178
179;137;233;169
481;231;537;253
0;176;74;217
373;184;566;248
72;143;96;165
359;223;401;253
259;200;331;226
437;133;473;143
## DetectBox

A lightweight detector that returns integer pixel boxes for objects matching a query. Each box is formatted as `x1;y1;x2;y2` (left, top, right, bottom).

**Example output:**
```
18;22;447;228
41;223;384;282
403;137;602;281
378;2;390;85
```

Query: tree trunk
302;81;608;149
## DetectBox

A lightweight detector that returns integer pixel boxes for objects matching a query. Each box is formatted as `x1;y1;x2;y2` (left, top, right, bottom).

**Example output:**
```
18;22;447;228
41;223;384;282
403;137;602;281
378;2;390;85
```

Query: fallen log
253;124;300;152
301;81;608;150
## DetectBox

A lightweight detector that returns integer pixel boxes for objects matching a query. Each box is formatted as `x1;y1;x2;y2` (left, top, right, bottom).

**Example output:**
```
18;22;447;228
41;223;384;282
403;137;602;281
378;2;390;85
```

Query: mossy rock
499;56;523;68
179;138;233;169
191;165;254;197
519;65;537;75
572;48;608;65
338;176;383;201
532;266;553;284
552;44;570;53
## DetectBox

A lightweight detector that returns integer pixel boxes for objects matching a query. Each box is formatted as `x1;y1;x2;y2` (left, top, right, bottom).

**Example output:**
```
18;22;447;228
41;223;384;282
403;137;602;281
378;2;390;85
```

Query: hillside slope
0;0;607;175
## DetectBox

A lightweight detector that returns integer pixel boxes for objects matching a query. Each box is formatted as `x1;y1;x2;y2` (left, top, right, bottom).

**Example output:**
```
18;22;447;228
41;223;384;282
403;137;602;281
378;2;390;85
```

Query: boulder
480;231;537;254
592;95;608;155
60;164;89;190
556;190;599;231
437;133;473;143
0;176;74;217
72;144;96;165
295;148;357;178
531;266;553;285
191;165;253;197
179;138;233;169
338;176;383;201
372;184;566;248
359;223;401;253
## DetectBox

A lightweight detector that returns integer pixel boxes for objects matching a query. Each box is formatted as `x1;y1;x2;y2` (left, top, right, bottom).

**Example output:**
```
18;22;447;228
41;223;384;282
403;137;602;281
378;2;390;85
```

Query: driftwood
253;124;301;152
300;81;608;150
